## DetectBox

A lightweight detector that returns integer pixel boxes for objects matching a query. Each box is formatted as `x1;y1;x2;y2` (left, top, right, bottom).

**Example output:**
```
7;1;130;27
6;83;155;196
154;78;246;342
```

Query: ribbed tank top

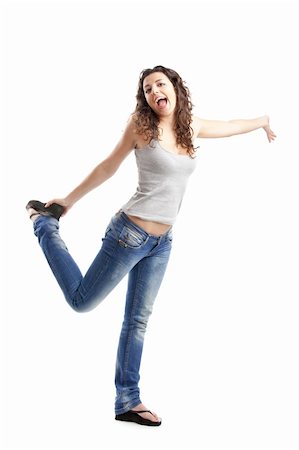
121;139;197;225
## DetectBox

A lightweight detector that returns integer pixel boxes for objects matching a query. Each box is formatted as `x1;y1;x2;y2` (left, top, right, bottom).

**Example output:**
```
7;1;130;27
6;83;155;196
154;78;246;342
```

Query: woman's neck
158;115;175;128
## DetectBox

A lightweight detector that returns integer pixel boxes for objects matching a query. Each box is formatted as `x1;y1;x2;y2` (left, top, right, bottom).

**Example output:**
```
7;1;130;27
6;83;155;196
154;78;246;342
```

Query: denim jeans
32;210;172;414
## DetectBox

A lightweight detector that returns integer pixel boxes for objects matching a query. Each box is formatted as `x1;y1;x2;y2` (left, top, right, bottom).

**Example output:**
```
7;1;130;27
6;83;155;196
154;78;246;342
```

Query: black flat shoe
115;409;162;426
26;200;64;220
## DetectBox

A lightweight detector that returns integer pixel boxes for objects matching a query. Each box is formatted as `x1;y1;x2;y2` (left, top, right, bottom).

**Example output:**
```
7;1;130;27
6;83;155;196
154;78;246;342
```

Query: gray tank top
121;139;197;225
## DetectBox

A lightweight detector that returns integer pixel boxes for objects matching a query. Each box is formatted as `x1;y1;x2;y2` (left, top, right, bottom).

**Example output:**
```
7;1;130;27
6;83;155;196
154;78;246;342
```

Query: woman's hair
133;65;196;157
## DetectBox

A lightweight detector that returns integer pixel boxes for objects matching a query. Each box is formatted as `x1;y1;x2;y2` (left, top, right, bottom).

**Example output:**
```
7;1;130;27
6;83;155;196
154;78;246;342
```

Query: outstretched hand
263;116;277;143
45;198;72;217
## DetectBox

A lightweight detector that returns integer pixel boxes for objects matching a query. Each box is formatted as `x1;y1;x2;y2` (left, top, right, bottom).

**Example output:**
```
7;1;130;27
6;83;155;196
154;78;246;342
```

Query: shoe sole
26;200;64;220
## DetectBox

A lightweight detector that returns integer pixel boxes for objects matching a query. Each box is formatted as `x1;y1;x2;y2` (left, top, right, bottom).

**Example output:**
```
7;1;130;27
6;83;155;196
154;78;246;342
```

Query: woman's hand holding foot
26;200;65;221
44;198;72;217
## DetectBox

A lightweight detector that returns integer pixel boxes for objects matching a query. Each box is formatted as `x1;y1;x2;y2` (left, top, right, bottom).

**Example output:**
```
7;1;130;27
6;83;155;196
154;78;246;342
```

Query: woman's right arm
45;116;136;215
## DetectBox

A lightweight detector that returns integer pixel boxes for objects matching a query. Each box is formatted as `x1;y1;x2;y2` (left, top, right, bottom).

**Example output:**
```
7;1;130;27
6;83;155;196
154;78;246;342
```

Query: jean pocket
118;225;146;248
101;225;112;241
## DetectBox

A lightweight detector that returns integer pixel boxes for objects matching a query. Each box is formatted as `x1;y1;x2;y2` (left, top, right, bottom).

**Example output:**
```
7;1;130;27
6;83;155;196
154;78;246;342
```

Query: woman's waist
116;210;172;237
125;214;171;236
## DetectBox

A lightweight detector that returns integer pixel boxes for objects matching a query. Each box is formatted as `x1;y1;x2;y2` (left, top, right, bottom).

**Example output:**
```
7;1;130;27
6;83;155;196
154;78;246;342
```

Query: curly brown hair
133;65;196;157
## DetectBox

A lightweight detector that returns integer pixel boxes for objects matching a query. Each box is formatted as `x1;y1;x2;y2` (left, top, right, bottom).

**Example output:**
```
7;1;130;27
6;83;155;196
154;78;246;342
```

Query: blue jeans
32;210;172;414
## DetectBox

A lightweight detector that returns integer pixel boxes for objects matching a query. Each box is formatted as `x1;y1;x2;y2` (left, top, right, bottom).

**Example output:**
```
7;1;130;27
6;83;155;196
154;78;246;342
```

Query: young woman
26;65;276;427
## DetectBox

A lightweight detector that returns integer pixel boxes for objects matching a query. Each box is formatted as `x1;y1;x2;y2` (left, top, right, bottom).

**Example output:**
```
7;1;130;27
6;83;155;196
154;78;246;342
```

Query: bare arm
193;115;276;142
46;116;136;215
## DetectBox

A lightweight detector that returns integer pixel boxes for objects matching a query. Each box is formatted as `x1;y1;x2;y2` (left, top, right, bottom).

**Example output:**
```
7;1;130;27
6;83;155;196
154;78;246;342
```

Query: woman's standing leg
114;232;172;417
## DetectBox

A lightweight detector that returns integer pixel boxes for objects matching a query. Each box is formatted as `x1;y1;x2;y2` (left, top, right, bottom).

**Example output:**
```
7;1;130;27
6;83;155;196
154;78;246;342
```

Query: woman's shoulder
128;113;152;149
191;115;201;138
122;114;140;147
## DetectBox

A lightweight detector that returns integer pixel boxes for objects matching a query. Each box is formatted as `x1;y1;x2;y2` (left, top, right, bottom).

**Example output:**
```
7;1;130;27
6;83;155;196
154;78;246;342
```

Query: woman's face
143;72;177;117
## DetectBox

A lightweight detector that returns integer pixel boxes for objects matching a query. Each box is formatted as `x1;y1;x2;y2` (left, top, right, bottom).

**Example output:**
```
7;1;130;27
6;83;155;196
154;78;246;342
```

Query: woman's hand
45;198;73;217
263;116;277;143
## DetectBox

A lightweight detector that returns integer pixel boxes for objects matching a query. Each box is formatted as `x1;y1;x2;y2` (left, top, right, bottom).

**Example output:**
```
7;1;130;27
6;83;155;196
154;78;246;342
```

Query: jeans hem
114;399;142;416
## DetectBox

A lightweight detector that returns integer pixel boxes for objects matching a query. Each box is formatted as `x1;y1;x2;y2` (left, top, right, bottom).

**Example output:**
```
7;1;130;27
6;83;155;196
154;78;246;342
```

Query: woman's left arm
194;115;276;143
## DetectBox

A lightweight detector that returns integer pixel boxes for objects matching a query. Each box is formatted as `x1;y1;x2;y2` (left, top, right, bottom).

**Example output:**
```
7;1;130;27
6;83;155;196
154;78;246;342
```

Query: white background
1;0;298;449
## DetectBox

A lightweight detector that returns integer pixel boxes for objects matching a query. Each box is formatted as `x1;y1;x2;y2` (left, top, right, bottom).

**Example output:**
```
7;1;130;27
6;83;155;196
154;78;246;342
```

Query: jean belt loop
110;214;119;239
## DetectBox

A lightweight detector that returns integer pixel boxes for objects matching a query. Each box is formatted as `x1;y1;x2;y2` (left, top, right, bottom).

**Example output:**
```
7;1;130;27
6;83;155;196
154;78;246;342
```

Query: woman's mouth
156;97;168;109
